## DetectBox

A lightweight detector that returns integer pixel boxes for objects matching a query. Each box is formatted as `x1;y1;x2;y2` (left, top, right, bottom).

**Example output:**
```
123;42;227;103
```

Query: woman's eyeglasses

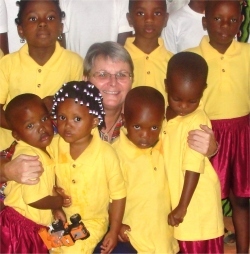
92;71;133;82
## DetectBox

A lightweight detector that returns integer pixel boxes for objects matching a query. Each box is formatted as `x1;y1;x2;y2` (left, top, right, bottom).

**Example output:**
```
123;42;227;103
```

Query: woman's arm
0;155;44;184
187;124;218;157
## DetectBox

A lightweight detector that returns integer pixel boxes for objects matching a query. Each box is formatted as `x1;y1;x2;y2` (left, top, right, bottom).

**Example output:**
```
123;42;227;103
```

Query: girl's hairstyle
52;81;106;128
15;0;65;25
83;41;134;78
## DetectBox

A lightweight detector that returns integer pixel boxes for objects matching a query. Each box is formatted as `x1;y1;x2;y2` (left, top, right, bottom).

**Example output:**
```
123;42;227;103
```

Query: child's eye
231;18;237;23
133;125;140;130
47;16;55;21
74;117;81;122
214;17;221;21
26;123;34;129
58;115;66;121
151;126;158;130
136;11;144;16
154;12;162;16
29;17;37;22
172;97;180;102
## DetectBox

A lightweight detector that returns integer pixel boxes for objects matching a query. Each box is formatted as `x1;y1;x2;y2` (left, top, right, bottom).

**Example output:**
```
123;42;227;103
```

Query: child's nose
38;19;47;28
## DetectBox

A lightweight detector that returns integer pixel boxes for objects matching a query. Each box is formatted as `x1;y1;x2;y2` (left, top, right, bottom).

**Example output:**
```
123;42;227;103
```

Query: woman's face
88;55;133;111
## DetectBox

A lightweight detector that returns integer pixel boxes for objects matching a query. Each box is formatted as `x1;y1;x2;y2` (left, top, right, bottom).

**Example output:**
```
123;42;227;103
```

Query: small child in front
50;81;126;254
162;52;224;253
112;86;179;253
0;94;71;253
125;0;172;103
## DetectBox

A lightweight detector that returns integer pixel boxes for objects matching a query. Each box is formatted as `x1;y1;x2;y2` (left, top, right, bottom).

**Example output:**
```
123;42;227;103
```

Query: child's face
12;100;54;150
127;0;168;40
125;105;164;149
56;99;97;145
202;1;242;52
17;0;63;49
166;75;204;116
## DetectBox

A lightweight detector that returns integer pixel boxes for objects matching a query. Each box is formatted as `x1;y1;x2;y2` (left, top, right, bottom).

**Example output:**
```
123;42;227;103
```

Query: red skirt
210;115;250;198
0;206;48;253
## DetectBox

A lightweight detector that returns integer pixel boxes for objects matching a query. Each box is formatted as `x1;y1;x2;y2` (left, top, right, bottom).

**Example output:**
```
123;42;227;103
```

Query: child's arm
168;171;200;227
100;197;126;254
28;186;71;210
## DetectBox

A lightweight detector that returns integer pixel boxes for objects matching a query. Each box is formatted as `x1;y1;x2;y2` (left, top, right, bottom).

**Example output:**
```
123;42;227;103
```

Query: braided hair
52;81;105;129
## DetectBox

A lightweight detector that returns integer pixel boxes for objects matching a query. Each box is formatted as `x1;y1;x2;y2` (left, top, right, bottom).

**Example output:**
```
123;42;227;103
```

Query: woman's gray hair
83;41;134;77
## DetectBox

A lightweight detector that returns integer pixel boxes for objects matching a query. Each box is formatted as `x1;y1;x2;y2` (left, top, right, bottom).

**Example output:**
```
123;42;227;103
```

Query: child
162;52;224;253
188;1;250;252
112;86;179;253
50;81;126;254
0;93;71;253
0;0;83;151
125;0;172;103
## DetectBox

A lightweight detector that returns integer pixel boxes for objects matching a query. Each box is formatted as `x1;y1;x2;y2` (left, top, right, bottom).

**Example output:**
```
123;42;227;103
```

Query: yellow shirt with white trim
0;42;83;150
187;36;250;120
112;127;179;254
125;37;172;105
49;129;126;254
4;140;55;226
161;107;224;240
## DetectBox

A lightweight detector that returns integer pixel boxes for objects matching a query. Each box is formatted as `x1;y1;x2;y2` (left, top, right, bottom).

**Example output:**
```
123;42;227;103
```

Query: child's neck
209;41;232;55
133;37;159;55
28;44;56;66
70;135;93;160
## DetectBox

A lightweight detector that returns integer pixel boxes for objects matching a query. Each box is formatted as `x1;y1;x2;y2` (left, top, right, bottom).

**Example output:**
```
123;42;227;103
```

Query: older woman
0;41;217;184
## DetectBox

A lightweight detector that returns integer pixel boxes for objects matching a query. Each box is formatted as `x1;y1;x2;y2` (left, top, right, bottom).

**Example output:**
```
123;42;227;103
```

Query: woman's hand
187;124;218;157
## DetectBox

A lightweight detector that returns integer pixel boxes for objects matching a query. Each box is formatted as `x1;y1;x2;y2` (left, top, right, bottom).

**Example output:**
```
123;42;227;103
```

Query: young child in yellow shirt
187;1;250;252
50;81;126;254
112;86;179;253
162;52;224;253
0;0;83;151
125;0;172;103
0;93;71;253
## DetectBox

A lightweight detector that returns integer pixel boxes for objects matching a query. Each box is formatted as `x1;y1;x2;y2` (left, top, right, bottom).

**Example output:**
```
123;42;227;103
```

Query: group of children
0;0;249;253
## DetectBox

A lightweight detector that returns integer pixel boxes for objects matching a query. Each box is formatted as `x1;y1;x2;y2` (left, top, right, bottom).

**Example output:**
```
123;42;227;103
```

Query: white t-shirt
60;0;132;58
162;4;207;53
0;0;7;33
5;0;23;53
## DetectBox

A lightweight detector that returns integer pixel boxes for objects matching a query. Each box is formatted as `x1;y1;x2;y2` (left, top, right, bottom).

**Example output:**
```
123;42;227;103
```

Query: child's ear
17;25;25;41
126;13;133;27
92;117;99;128
202;16;207;31
12;130;20;141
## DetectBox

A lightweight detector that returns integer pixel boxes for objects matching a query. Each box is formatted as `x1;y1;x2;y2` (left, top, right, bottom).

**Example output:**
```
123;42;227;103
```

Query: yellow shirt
187;36;250;120
161;107;224;240
4;140;55;226
0;49;3;59
112;127;179;254
124;37;172;104
49;129;126;254
0;42;83;150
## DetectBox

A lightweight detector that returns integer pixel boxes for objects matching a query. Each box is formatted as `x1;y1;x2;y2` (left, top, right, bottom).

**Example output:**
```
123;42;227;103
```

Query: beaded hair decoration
51;81;105;128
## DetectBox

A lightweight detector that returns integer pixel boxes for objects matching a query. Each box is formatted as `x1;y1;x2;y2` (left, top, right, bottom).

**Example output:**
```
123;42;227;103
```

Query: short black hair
15;0;65;25
124;86;165;119
128;0;166;12
167;52;208;87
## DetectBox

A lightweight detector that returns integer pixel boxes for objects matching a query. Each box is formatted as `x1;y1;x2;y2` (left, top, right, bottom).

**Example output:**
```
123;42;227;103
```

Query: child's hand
168;206;187;227
100;230;118;254
52;208;67;224
53;186;72;207
118;224;131;242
